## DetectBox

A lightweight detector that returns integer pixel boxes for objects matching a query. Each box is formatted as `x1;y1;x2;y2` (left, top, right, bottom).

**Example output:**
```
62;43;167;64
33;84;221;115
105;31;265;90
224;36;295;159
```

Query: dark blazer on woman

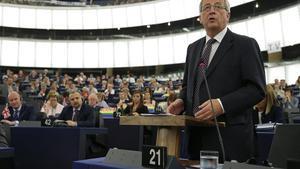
123;104;149;115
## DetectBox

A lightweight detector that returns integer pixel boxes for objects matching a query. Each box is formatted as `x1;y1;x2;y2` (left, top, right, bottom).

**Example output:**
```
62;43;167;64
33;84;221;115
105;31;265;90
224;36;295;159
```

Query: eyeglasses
201;3;227;12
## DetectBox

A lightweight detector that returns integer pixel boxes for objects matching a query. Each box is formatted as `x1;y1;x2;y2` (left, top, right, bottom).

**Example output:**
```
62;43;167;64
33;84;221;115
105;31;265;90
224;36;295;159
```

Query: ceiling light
182;28;190;32
255;2;259;8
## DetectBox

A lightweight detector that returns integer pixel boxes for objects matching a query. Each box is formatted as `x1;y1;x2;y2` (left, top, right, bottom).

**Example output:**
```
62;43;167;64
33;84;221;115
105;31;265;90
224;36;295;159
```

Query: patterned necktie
13;109;19;120
72;109;79;121
193;39;216;114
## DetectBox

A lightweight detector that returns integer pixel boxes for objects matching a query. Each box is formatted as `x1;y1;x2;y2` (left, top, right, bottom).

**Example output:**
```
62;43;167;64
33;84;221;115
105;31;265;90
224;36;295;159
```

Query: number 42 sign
142;145;167;169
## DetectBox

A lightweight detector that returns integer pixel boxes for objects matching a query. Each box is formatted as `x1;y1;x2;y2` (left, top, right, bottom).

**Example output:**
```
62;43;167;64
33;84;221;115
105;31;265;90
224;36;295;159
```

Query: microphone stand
200;63;226;163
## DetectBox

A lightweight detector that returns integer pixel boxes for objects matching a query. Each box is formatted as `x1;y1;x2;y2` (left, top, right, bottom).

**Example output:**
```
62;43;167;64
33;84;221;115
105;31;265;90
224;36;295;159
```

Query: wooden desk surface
120;115;225;127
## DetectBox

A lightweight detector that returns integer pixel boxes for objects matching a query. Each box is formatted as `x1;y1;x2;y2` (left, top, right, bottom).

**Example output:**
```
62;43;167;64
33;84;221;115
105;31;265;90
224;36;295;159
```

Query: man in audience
1;91;35;126
58;92;95;127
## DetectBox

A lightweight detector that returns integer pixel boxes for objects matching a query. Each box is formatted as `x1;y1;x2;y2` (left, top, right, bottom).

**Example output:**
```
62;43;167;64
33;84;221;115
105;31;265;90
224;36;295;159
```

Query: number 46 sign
142;145;167;169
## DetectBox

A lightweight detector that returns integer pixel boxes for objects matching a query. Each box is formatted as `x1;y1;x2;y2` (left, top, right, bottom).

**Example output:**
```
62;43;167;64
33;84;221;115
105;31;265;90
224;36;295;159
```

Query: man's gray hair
199;0;231;13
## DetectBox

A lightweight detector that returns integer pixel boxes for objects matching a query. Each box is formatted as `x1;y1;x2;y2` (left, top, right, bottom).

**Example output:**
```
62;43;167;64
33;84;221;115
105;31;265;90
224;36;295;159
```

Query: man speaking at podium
167;0;265;162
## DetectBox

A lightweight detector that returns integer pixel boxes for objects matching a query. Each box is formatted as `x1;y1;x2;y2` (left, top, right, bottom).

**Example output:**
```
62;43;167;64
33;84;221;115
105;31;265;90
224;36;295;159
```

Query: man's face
69;93;82;109
8;93;21;108
7;78;13;85
199;0;230;34
88;96;97;107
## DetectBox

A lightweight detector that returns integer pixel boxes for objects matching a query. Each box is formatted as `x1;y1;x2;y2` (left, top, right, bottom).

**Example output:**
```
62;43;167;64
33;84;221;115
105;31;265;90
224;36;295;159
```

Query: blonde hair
265;84;279;114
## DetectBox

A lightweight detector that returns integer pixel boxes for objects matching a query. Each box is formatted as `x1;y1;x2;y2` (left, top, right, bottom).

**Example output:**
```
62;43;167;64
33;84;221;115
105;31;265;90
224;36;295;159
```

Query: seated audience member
49;82;59;95
273;82;285;100
88;93;101;112
254;85;283;124
58;92;95;127
1;91;35;126
40;92;64;118
88;93;104;128
104;83;115;101
0;124;8;147
296;76;300;88
135;78;144;90
143;91;156;113
124;90;148;116
81;87;89;104
282;88;299;109
38;83;49;99
117;90;130;110
96;92;109;108
88;81;98;94
157;91;177;113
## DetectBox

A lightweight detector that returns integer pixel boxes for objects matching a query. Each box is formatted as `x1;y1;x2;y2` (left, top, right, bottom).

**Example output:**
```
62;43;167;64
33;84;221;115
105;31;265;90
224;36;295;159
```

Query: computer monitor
268;124;300;168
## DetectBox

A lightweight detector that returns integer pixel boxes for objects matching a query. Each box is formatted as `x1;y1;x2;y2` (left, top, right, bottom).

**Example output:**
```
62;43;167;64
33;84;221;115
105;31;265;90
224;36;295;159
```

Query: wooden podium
120;115;225;157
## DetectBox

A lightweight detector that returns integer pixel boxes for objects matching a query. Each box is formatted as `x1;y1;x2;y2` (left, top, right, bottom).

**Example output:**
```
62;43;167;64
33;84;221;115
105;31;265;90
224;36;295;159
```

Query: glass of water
200;151;219;169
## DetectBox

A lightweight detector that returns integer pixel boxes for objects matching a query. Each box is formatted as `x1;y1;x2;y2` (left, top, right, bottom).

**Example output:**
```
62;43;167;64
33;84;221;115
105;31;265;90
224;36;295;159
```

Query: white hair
199;0;231;13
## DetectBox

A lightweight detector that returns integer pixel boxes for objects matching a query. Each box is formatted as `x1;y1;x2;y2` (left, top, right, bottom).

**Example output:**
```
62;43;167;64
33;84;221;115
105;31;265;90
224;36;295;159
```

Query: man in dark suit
58;92;95;127
1;91;35;126
167;0;265;162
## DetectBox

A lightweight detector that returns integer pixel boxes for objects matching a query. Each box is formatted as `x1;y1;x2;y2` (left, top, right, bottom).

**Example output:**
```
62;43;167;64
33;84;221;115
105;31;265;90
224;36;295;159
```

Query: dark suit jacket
0;124;8;147
180;29;266;162
0;104;35;121
58;104;95;127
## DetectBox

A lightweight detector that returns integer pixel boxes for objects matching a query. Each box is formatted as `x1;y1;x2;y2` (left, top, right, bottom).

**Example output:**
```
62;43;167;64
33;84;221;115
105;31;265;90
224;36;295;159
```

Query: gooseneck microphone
199;62;226;163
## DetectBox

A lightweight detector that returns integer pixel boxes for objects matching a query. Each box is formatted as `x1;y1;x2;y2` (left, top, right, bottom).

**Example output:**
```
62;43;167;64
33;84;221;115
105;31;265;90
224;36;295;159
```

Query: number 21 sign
142;145;167;169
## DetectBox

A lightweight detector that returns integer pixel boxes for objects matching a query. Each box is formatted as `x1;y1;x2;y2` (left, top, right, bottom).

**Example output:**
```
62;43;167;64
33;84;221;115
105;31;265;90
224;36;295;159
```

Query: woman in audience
124;90;148;116
38;83;49;99
282;88;299;109
254;84;283;123
143;91;156;113
96;92;109;108
41;92;64;118
117;90;130;110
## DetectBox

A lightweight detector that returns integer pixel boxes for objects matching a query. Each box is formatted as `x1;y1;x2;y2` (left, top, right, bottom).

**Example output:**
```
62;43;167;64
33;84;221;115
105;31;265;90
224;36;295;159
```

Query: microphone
199;62;226;163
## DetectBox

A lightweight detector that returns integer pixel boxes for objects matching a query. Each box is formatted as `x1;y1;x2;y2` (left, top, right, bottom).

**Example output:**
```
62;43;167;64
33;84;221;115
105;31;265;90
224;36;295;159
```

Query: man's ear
198;15;202;24
226;12;230;22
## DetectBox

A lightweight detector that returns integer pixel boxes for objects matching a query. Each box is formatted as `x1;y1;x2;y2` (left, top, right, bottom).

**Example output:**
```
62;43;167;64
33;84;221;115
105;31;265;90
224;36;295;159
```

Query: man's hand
132;112;139;116
194;99;224;121
166;99;184;115
65;120;77;127
1;119;16;126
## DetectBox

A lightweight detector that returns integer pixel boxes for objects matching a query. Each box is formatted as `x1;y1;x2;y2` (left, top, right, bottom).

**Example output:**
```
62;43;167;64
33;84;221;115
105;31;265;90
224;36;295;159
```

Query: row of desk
1;116;277;169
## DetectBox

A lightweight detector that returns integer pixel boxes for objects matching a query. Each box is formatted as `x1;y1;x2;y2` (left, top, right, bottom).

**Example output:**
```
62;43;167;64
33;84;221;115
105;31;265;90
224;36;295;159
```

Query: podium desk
11;127;107;169
120;115;224;157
